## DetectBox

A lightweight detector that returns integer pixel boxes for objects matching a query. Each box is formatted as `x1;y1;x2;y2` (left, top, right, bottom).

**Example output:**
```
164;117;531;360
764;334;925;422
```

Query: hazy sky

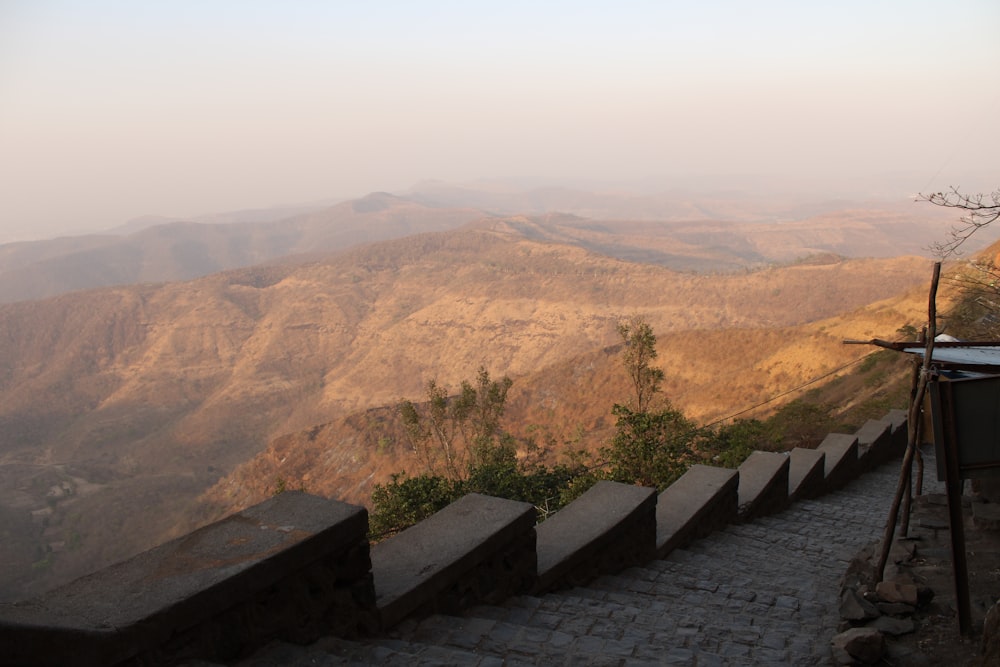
2;1;998;242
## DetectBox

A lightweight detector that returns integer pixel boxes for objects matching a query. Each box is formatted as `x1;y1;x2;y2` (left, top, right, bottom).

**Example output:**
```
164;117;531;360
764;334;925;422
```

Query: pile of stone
830;541;931;665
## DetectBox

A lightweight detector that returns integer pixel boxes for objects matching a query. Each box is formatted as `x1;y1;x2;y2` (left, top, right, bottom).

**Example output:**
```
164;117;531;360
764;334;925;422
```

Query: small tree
767;399;834;449
940;258;1000;339
373;368;582;537
368;473;459;537
618;315;664;413
702;418;777;468
920;186;1000;336
398;367;513;481
605;316;697;489
467;367;514;466
605;403;698;489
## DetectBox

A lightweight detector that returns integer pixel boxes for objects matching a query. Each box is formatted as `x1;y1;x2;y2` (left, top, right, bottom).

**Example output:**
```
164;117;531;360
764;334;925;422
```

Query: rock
973;477;1000;504
831;627;885;664
917;517;949;531
877;601;916;616
889;539;917;564
841;543;877;590
869;615;915;636
840;588;880;621
887;642;934;667
972;500;1000;530
830;643;853;665
917;493;969;508
876;580;919;605
983;599;1000;666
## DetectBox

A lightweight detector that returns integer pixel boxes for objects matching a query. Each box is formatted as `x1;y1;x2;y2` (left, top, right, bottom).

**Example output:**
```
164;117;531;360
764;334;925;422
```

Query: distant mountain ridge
0;193;489;303
0;187;969;303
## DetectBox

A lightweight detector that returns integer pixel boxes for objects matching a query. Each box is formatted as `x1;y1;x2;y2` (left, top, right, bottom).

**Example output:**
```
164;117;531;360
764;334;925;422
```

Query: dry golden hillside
0;219;940;601
195;257;943;524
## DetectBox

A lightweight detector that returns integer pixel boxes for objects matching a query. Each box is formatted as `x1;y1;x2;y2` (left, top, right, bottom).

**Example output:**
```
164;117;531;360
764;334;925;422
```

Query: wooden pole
937;379;973;635
877;262;940;583
900;462;913;536
914;327;927;497
900;335;926;536
915;418;925;497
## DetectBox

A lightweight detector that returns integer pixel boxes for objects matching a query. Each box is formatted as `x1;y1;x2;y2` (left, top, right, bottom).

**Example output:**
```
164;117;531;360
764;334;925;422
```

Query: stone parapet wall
371;493;537;628
534;481;657;594
131;538;377;666
0;412;910;665
655;465;739;558
0;492;375;667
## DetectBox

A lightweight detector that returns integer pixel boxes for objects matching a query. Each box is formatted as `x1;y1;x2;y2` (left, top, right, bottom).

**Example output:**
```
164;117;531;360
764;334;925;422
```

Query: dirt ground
853;491;1000;666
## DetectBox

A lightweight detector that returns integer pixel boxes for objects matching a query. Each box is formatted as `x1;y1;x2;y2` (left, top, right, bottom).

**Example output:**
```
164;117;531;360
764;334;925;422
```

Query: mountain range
0;186;963;304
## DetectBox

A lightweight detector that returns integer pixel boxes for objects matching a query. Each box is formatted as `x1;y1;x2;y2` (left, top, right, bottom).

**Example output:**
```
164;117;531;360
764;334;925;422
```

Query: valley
0;191;959;602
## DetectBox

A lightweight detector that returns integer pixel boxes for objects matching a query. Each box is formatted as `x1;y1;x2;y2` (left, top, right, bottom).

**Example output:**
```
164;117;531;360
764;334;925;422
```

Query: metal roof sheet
901;346;1000;368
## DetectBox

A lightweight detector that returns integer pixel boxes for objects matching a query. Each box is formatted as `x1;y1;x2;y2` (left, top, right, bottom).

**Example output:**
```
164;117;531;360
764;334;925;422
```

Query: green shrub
368;473;461;538
603;403;698;490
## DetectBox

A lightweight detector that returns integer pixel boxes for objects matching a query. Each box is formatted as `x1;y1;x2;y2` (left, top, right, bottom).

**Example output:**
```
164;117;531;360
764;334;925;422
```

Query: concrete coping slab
817;433;860;491
789;447;826;501
655;465;738;558
856;419;892;463
0;491;369;667
371;493;535;629
737;451;790;520
857;418;891;447
535;481;656;592
886;408;908;431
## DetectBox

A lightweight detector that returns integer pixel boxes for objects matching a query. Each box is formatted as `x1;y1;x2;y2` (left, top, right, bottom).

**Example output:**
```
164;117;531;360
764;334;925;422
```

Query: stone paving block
691;652;727;667
753;647;792;663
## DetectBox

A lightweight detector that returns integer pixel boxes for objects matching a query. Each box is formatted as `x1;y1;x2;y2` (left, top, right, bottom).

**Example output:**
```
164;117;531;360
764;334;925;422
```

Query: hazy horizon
2;1;998;244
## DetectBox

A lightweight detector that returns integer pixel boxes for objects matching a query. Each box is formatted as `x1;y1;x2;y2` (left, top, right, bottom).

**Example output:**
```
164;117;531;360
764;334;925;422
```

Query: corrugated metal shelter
851;339;1000;374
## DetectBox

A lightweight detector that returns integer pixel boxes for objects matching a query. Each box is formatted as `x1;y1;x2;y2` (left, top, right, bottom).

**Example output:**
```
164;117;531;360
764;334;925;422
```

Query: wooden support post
936;379;973;636
877;262;940;583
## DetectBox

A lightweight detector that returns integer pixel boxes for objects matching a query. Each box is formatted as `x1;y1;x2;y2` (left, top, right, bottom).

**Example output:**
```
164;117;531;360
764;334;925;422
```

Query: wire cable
701;351;878;429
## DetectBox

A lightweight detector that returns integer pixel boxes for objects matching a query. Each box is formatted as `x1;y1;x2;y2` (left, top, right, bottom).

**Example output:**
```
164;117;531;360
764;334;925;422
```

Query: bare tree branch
919;186;1000;258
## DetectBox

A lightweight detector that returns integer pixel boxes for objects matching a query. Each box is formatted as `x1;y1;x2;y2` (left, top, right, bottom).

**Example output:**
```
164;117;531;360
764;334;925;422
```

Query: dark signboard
929;373;1000;480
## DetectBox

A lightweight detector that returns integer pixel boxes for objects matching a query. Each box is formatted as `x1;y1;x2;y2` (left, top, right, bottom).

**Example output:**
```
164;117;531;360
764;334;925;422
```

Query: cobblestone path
239;458;938;666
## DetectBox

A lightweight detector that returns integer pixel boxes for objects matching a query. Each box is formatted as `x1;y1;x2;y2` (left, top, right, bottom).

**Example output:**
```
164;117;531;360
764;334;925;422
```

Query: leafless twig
919;186;1000;258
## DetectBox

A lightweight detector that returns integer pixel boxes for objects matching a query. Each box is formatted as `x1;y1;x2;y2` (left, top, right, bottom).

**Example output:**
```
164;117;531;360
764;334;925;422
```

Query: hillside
194;280;928;521
0;221;939;601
